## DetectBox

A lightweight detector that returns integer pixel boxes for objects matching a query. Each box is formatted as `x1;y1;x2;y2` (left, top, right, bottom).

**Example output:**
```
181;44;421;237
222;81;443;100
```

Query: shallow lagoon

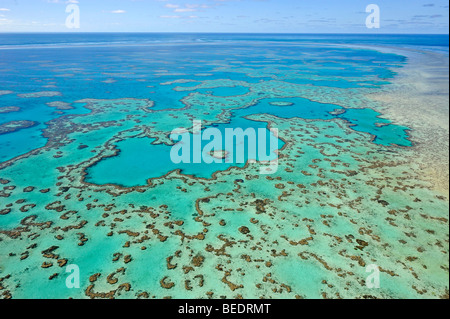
85;95;410;187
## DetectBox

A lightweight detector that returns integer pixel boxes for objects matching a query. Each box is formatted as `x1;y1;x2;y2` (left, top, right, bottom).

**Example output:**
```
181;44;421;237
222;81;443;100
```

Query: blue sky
0;0;448;33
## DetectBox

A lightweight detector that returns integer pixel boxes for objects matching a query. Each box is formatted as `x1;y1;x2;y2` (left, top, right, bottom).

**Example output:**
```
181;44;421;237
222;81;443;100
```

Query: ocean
0;33;448;299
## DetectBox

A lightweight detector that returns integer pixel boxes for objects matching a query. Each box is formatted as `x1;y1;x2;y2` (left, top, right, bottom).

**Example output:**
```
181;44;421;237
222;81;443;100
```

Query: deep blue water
0;33;448;51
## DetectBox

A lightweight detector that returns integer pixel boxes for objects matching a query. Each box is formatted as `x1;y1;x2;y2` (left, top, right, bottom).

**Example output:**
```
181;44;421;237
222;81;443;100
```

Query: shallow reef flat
17;91;62;98
367;47;450;195
0;41;448;299
46;101;74;111
0;107;20;114
0;120;37;135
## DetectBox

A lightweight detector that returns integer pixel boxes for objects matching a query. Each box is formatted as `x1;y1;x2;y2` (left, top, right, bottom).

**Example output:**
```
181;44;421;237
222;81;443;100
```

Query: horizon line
0;31;449;36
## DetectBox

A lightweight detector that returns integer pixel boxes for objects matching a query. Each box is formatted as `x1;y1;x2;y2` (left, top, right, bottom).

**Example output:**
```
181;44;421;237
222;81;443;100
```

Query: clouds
158;2;216;20
0;7;11;25
160;15;198;19
46;0;79;3
164;3;211;13
0;0;448;33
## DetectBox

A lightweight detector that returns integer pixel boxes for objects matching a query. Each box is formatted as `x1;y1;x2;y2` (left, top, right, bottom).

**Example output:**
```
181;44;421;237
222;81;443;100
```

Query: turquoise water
85;120;282;187
0;34;448;299
0;34;413;171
